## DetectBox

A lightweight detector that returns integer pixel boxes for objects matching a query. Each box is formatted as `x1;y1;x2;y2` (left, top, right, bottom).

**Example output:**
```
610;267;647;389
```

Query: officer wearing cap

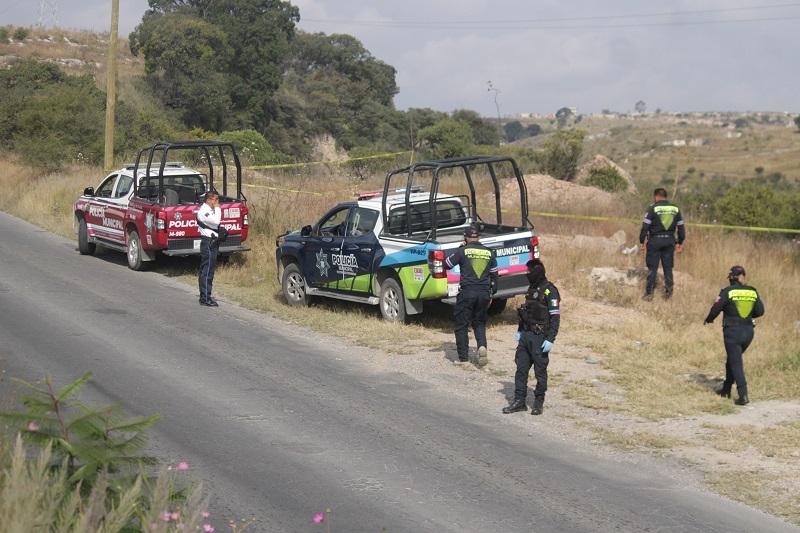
445;225;498;366
704;265;765;405
640;188;685;300
503;259;560;415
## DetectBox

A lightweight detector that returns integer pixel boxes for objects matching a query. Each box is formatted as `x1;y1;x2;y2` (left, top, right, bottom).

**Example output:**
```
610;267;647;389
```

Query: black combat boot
716;386;731;398
734;395;749;406
531;403;544;416
502;399;527;414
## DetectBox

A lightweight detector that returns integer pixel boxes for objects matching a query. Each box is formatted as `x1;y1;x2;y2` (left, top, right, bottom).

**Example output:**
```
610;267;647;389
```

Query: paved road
0;211;795;533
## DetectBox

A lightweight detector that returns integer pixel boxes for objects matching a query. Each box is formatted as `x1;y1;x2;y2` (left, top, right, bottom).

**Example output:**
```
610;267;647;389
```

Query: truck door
302;206;352;288
340;207;380;293
86;173;126;245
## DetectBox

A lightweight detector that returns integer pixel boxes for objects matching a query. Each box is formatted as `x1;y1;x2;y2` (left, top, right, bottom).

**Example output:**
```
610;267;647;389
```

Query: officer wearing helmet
503;259;560;416
704;265;765;405
445;225;498;366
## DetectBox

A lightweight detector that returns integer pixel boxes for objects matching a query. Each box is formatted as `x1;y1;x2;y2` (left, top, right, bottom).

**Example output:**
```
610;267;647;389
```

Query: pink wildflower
203;525;215;532
177;461;189;471
27;421;40;432
313;512;325;524
170;511;179;521
160;511;171;522
201;511;210;518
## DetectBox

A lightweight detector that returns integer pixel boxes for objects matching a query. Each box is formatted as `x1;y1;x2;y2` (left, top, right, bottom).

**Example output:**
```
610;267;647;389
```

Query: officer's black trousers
199;236;219;302
514;331;549;406
453;289;490;361
645;238;675;294
722;325;754;397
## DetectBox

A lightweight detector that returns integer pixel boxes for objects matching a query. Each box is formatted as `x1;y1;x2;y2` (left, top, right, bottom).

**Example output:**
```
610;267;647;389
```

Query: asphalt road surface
0;211;796;533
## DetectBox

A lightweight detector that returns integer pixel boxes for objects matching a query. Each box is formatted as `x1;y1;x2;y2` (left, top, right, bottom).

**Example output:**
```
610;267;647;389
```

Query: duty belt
723;317;754;328
521;323;546;334
650;234;674;238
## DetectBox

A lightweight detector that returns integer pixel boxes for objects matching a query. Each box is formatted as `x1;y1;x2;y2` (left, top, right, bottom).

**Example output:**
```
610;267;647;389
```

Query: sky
2;0;799;115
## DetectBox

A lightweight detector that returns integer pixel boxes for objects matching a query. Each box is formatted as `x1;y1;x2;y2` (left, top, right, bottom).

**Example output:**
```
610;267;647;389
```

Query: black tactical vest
518;285;549;331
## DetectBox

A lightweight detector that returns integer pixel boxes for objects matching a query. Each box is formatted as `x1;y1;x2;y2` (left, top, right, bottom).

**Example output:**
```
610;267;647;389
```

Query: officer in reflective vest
704;265;765;405
445;225;498;366
639;188;685;299
503;259;560;416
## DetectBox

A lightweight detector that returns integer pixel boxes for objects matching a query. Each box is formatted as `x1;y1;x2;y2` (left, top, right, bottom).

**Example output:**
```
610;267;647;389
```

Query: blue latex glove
514;331;521;343
541;340;554;353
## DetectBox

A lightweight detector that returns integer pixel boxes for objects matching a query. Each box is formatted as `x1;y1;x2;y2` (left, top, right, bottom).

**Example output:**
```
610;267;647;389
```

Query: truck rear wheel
282;263;309;306
379;277;406;323
78;218;96;256
126;229;145;271
487;298;508;316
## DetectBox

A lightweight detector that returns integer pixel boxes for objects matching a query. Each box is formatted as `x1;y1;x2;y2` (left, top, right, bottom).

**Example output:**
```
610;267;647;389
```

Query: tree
635;100;646;114
503;121;524;142
0;27;8;42
716;181;799;229
555;107;573;129
538;129;586;181
418;118;473;159
794;114;800;132
525;123;542;137
452;109;499;145
130;0;300;132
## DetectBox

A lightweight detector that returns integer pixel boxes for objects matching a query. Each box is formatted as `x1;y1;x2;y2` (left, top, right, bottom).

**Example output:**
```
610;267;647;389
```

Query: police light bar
356;185;425;201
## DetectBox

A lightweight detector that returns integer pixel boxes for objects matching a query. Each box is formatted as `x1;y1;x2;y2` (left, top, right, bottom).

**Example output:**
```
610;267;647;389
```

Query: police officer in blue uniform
640;188;685;299
445;225;498;366
503;259;560;416
704;266;765;405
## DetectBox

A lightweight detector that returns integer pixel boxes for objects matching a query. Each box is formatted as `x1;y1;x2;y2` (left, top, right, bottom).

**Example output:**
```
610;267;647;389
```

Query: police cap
464;225;481;238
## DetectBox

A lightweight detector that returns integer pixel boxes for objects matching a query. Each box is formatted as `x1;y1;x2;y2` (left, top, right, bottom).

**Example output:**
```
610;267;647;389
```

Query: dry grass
1;156;798;420
705;422;800;461
708;469;800;525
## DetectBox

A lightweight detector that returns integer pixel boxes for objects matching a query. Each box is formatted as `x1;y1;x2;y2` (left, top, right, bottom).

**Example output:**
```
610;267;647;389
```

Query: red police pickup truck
73;141;250;270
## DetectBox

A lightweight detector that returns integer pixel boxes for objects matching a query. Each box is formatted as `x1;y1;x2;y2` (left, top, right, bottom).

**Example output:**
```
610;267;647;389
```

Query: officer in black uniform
445;225;498;366
704;265;764;405
503;259;560;416
639;188;685;299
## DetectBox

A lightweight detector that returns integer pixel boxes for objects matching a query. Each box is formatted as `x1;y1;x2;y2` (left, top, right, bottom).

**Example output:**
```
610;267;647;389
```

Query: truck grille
167;235;242;251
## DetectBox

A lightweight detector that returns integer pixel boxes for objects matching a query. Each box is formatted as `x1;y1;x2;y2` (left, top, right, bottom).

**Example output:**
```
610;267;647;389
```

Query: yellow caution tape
242;183;325;196
524;210;800;235
246;150;413;171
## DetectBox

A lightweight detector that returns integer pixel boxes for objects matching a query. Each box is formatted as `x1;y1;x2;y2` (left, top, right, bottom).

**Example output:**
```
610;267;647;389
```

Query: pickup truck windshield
386;199;467;235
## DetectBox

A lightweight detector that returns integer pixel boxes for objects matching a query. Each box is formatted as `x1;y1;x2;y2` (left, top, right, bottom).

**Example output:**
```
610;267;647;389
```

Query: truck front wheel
126;230;145;271
77;218;96;256
379;277;406;323
282;263;309;307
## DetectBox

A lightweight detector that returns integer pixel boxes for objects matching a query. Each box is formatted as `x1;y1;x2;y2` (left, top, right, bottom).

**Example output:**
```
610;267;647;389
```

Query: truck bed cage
381;156;530;239
132;141;244;203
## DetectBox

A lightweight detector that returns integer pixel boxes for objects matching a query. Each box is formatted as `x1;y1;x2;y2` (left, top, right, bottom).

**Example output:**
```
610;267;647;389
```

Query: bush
418;118;473;159
218;129;286;165
0;27;9;42
537;128;586;181
585;166;628;192
715;181;800;230
12;27;29;41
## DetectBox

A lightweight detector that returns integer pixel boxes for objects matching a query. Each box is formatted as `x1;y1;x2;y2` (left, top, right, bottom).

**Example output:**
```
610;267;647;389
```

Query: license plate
448;284;460;297
193;239;201;250
224;207;240;218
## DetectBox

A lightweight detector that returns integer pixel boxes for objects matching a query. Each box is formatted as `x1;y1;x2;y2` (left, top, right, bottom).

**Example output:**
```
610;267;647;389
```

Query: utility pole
487;80;502;142
103;0;119;171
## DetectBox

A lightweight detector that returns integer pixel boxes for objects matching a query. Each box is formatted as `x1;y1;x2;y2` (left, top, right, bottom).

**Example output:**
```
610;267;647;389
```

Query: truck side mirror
301;225;312;237
83;187;95;196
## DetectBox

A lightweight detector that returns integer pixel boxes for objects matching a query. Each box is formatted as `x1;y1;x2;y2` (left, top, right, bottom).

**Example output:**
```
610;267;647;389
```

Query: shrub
537;128;586;181
585;166;628;192
218;129;286;165
418;118;473;159
12;27;29;41
715;181;800;230
0;27;9;42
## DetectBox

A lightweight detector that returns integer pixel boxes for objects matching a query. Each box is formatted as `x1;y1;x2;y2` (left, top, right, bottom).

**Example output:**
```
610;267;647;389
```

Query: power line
303;2;800;31
302;14;800;32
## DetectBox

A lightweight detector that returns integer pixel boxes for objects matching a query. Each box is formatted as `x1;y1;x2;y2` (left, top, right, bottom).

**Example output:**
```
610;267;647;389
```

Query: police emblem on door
316;250;330;277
